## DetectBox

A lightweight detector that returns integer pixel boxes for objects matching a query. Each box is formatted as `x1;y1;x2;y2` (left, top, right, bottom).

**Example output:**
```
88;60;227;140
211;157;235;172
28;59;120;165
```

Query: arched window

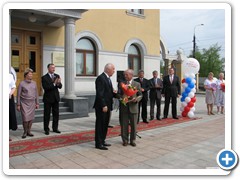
76;38;96;76
128;44;141;76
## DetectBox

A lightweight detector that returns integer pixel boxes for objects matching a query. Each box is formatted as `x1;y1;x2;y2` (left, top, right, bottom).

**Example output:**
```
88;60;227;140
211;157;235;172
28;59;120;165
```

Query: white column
63;17;76;99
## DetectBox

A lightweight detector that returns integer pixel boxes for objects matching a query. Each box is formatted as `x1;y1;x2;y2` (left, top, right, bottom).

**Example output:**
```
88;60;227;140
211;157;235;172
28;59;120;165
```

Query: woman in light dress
215;73;225;114
204;72;217;115
17;68;39;138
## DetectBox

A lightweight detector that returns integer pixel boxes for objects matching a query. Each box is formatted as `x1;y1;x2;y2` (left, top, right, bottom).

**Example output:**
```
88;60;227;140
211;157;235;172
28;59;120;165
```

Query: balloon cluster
180;58;200;118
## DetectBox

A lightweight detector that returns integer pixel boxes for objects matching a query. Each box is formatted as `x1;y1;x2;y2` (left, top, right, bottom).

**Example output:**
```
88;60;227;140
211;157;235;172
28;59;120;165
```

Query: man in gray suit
119;69;142;147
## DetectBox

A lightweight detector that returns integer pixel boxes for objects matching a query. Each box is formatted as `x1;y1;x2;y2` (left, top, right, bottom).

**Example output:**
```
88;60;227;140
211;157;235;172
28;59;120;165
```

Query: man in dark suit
93;63;119;150
162;68;181;119
134;70;150;123
42;63;62;135
149;70;163;120
119;69;142;147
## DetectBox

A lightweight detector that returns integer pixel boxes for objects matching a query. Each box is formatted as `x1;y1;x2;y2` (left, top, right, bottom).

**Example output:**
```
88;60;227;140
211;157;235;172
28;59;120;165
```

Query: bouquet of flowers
220;83;225;92
120;82;138;106
209;83;217;91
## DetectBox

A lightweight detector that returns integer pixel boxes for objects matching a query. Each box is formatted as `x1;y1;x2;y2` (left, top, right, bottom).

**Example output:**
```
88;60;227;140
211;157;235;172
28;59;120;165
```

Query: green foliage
193;44;225;77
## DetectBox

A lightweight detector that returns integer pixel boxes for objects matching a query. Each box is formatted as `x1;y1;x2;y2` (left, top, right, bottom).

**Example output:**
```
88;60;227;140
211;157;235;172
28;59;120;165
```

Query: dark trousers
150;96;161;119
95;107;111;147
137;98;148;123
44;102;59;132
163;96;177;118
9;95;17;130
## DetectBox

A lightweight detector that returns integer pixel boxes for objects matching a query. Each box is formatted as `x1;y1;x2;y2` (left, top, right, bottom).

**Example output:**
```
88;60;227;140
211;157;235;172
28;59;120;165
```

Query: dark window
128;45;141;76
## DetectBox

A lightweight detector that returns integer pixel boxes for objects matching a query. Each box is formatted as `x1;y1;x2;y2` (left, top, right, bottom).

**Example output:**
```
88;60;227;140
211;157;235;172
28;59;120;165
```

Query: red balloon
182;111;187;117
182;79;186;83
191;97;196;103
188;102;194;108
184;106;190;113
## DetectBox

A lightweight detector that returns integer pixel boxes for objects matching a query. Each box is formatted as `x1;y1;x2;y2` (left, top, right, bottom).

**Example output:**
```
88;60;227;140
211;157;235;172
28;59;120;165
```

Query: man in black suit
93;63;119;150
162;68;181;119
149;70;163;120
42;63;62;135
134;70;150;123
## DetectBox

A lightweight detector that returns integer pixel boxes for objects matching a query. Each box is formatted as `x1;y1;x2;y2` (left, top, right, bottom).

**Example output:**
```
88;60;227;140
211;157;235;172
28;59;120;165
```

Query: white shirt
9;73;16;94
169;75;174;82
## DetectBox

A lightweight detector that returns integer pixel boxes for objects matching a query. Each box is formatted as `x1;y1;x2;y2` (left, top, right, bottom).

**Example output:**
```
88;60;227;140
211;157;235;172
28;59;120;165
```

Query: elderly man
93;63;118;150
119;69;142;147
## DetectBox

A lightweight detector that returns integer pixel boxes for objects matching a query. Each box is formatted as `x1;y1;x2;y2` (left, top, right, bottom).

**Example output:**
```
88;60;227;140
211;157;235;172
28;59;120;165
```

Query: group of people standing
94;64;181;150
9;63;62;140
204;72;225;115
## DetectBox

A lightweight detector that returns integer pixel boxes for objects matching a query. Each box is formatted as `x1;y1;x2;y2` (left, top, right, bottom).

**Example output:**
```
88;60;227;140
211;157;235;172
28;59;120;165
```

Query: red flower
120;83;138;106
220;83;225;92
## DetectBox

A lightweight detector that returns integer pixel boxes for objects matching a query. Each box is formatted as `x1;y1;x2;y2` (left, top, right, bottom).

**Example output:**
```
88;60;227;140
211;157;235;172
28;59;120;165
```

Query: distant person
215;73;225;114
17;68;39;138
149;70;163;120
134;70;150;123
119;69;142;147
204;72;217;115
9;73;18;141
42;63;62;135
93;63;119;150
162;68;181;119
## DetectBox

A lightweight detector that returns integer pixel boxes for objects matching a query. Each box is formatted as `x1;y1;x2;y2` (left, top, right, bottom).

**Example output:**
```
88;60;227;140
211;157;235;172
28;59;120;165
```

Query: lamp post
193;24;204;58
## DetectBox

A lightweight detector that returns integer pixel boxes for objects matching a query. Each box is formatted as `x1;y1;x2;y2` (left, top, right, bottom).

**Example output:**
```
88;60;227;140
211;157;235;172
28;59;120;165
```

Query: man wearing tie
134;70;150;123
149;70;163;120
93;63;119;150
41;63;62;135
162;68;181;119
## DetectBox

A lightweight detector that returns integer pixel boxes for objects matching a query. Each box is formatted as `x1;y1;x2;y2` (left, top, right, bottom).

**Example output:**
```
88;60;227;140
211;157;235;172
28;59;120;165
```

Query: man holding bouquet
119;69;142;147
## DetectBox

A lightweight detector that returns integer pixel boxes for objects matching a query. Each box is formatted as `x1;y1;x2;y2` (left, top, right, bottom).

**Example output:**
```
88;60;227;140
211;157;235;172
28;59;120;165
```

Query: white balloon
188;111;195;118
184;73;189;78
182;83;188;88
185;97;191;103
181;102;187;107
188;92;195;98
180;107;184;112
191;88;196;93
189;73;195;79
182;58;200;75
192;79;196;84
190;107;196;112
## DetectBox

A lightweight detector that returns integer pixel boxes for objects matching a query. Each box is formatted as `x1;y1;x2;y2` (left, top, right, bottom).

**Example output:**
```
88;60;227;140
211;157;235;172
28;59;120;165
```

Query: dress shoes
103;143;111;147
130;142;136;147
96;146;108;150
149;117;154;120
143;121;149;124
45;131;49;135
162;117;167;119
53;129;61;133
108;125;114;128
173;117;179;119
157;117;161;120
122;142;128;146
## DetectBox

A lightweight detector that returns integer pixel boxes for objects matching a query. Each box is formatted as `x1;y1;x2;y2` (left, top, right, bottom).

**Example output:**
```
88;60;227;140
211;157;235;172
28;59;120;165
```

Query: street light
193;24;204;58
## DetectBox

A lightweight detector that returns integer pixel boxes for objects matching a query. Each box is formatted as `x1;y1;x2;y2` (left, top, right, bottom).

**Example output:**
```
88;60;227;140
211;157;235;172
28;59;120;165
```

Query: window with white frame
128;44;141;76
76;38;96;76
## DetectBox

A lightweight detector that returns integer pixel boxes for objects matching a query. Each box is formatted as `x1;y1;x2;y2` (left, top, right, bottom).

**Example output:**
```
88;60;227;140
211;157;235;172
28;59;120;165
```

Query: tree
194;44;225;77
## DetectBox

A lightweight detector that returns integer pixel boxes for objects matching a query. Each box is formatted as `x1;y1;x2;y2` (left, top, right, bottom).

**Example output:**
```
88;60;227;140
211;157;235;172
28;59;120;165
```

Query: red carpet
9;117;200;157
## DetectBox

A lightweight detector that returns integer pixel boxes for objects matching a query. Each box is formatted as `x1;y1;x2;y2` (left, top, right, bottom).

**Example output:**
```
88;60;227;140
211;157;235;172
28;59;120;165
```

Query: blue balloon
181;97;185;102
186;77;192;84
185;87;191;93
182;92;188;98
188;82;194;89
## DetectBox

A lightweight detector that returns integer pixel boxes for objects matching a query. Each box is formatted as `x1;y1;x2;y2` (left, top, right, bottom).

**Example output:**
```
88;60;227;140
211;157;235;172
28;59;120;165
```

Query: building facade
10;9;161;97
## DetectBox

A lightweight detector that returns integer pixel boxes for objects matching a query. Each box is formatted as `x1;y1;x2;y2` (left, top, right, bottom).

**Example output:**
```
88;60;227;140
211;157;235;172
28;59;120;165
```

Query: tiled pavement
9;94;225;171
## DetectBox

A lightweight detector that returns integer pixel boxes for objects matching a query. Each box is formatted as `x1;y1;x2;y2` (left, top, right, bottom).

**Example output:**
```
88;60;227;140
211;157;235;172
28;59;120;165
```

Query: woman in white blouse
9;73;18;141
215;73;225;114
204;72;217;115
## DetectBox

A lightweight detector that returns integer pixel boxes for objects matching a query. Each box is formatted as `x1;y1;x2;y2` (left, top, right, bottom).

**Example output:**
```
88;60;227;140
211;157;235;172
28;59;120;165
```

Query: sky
160;9;225;59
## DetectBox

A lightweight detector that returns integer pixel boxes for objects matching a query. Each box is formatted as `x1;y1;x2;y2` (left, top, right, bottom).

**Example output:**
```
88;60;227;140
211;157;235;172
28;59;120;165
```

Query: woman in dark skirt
9;73;18;141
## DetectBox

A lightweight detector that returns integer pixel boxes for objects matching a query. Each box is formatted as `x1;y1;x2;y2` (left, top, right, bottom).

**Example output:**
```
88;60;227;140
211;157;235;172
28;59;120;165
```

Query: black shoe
45;131;49;135
173;117;179;119
149;117;154;120
53;130;61;133
96;145;108;150
122;142;128;146
108;125;114;128
162;116;167;119
130;142;136;147
103;143;111;147
157;118;161;120
143;121;149;124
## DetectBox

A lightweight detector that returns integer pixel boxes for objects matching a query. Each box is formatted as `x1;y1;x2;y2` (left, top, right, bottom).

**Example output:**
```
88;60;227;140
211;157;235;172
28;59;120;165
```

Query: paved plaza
8;94;225;172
